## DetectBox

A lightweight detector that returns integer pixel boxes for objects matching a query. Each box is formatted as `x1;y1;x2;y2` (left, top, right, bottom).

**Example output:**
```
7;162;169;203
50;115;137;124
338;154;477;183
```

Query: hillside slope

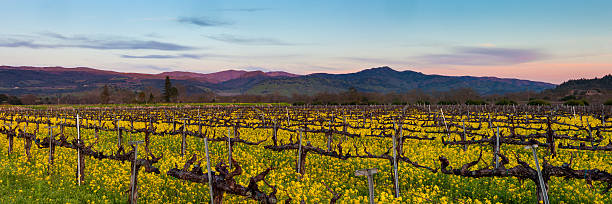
0;66;555;96
243;67;555;95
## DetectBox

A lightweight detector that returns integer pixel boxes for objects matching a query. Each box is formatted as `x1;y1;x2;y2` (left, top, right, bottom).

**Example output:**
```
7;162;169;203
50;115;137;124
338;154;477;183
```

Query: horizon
4;64;608;85
1;0;611;84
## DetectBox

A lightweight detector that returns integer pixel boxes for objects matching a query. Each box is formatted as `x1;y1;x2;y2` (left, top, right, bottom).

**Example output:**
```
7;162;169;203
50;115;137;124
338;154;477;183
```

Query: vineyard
0;105;610;203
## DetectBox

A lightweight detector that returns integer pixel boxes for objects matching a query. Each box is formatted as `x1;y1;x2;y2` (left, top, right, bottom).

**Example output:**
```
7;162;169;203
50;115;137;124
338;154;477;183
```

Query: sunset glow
0;0;610;83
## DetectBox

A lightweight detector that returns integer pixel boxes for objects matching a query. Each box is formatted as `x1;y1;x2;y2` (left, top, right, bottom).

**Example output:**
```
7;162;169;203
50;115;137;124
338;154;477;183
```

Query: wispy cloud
0;39;59;48
0;32;196;51
120;54;202;59
417;46;548;66
206;34;292;45
177;17;230;27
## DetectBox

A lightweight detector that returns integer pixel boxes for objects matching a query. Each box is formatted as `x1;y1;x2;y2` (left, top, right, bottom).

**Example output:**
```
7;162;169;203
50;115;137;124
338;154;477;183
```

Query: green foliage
560;95;577;101
163;76;179;103
604;99;612;106
415;100;430;105
555;74;612;91
99;85;110;104
292;101;306;106
437;100;458;105
0;94;22;105
465;99;487;105
564;99;589;106
527;99;551;106
391;101;408;105
495;99;517;105
148;93;155;104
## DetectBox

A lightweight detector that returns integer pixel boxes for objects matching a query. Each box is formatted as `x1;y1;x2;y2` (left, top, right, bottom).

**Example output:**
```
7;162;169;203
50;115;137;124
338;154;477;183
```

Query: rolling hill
0;65;555;96
241;67;555;95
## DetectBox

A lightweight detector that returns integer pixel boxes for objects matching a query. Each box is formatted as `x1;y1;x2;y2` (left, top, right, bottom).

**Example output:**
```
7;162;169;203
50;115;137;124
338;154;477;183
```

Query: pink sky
413;63;612;84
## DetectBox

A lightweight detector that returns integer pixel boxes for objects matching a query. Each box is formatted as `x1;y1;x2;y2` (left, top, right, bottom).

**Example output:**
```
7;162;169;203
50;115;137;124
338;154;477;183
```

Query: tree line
2;77;611;106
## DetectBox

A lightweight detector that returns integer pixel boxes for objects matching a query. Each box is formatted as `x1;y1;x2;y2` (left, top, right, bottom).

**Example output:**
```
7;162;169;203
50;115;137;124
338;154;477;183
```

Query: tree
100;85;111;104
437;100;458;105
0;94;22;105
148;93;155;104
136;91;146;103
465;99;487;105
20;94;39;105
527;99;550;106
495;99;518;105
564;99;589;106
163;76;179;102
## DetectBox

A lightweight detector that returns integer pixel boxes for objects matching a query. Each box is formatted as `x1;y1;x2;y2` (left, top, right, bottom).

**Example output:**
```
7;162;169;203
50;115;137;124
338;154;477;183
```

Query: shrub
415;100;430;105
560;95;577;101
527;99;550;106
495;99;517;105
604;99;612;106
465;99;487;105
391;101;408;105
564;99;589;106
437;100;458;105
292;101;306;106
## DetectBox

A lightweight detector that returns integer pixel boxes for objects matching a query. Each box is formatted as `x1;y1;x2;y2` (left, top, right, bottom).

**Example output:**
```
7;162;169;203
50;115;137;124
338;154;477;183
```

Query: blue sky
0;0;611;83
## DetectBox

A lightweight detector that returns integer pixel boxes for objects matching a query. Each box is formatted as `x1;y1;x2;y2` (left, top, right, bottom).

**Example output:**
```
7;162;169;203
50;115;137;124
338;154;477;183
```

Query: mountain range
0;65;555;96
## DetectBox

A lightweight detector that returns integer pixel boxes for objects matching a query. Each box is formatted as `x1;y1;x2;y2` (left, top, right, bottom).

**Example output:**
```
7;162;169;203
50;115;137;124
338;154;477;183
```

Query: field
0;105;610;203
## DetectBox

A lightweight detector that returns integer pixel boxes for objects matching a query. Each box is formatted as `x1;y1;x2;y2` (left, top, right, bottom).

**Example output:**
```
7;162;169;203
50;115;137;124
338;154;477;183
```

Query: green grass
0;161;122;203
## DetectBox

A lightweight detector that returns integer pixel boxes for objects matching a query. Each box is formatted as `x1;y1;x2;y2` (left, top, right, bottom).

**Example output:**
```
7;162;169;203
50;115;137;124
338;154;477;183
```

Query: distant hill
0;65;555;96
241;67;555;95
554;75;612;92
158;70;298;83
543;74;611;99
0;66;299;95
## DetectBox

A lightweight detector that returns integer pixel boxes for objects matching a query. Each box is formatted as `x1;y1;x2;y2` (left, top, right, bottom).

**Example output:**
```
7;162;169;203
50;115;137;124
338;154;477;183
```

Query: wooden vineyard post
297;129;303;174
128;141;143;204
355;168;378;204
4;123;13;156
525;145;549;204
487;113;492;128
115;119;123;149
198;117;203;137
76;114;84;185
327;117;333;151
494;126;500;169
461;118;468;151
392;121;400;198
46;126;57;175
545;115;556;157
227;127;232;169
204;138;214;204
172;118;176;133
272;120;278;146
440;109;450;140
179;118;189;157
